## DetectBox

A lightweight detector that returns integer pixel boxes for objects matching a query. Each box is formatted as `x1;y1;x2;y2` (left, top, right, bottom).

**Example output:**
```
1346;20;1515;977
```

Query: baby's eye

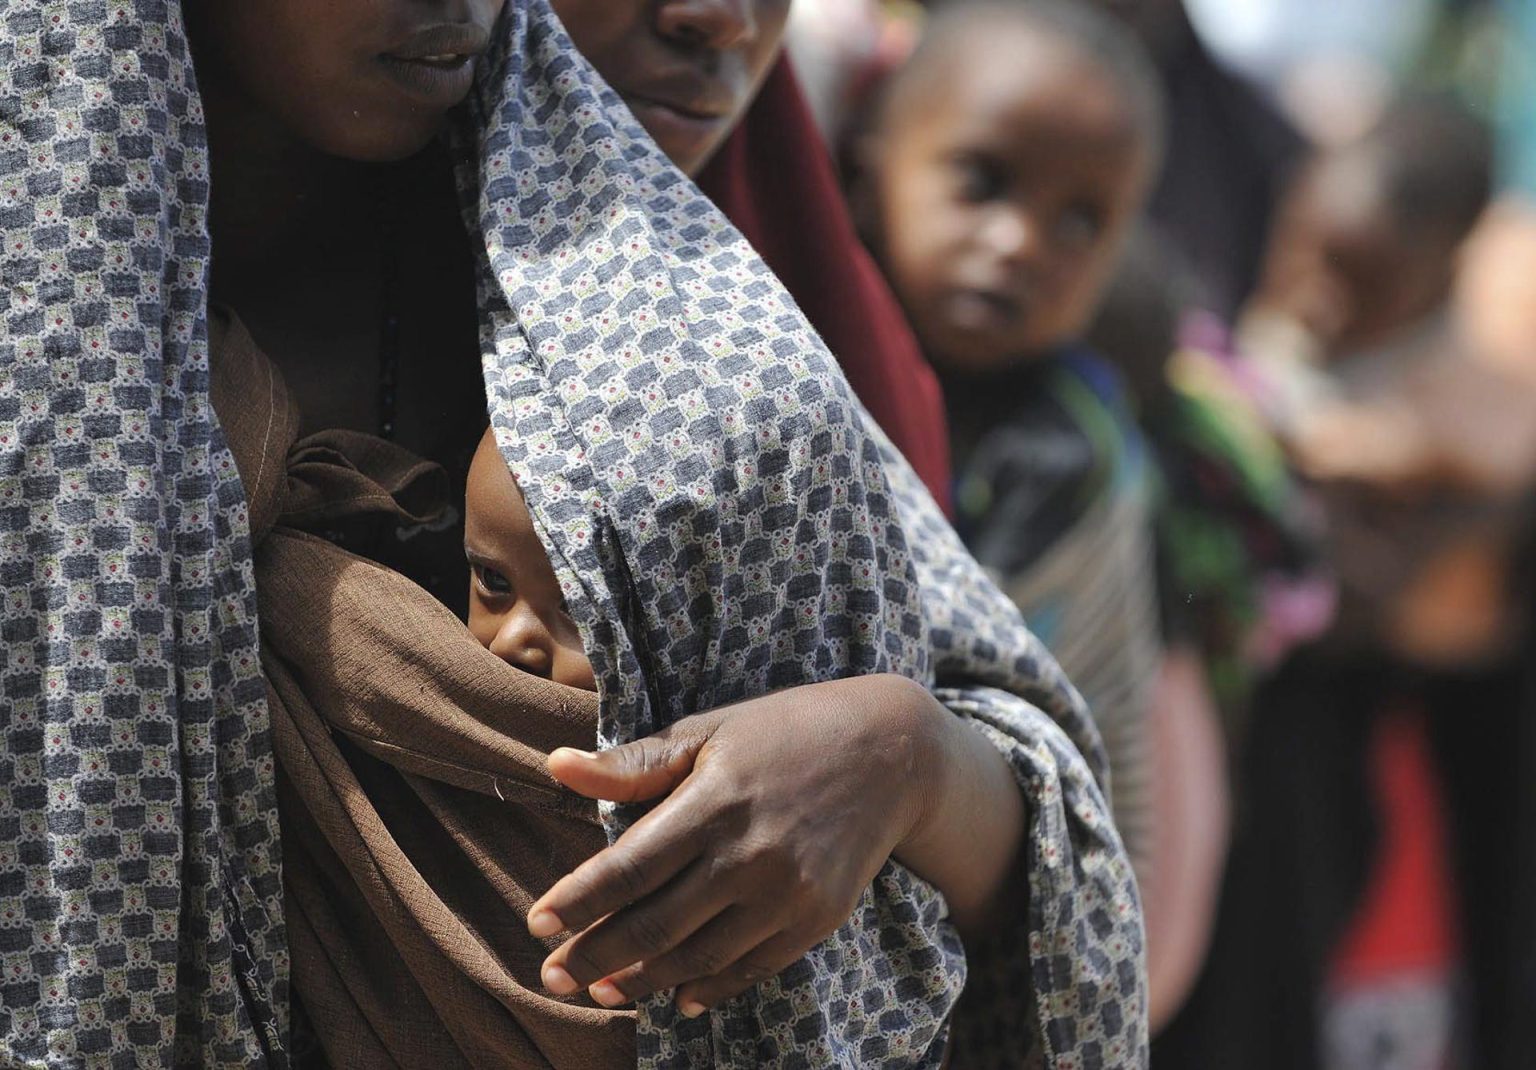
474;562;513;596
953;153;1009;204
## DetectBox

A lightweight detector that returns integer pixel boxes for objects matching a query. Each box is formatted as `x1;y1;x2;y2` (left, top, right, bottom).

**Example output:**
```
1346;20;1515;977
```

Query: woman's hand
529;672;1029;1018
527;674;948;1018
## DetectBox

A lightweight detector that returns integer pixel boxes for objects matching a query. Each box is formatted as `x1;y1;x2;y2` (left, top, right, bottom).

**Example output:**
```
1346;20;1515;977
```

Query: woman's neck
197;82;481;452
202;81;385;296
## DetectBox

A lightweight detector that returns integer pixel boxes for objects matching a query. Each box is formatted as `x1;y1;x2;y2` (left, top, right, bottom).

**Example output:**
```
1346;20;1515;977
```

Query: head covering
3;1;1145;1064
461;3;1143;1064
0;4;285;1066
697;58;953;514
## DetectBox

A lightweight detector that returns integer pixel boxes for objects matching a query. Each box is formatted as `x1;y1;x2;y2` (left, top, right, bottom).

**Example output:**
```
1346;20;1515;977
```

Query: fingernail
551;747;599;761
542;963;578;996
678;998;707;1019
589;979;627;1008
528;908;563;938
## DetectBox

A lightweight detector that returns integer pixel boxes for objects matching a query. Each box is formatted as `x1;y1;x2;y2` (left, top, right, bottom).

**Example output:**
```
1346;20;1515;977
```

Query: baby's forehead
1287;150;1409;245
928;8;1090;64
888;14;1147;145
467;431;538;531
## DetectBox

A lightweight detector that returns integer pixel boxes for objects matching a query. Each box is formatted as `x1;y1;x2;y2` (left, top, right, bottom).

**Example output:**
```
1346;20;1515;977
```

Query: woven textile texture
458;4;1145;1066
0;0;1145;1065
0;1;285;1066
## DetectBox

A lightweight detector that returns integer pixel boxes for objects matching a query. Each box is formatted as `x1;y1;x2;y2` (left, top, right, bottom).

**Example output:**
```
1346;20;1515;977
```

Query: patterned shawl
462;4;1143;1066
696;57;953;514
0;0;1144;1065
0;2;285;1067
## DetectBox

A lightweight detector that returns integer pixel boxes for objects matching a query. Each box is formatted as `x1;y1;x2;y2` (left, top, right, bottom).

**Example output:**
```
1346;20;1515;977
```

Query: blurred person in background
1083;222;1336;1059
849;0;1230;1032
1087;230;1333;746
1086;0;1305;319
1177;96;1535;1070
795;0;1302;319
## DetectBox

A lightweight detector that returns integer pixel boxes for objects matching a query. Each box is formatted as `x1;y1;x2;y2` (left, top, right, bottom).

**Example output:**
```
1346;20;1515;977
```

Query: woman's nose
657;0;759;51
489;606;555;678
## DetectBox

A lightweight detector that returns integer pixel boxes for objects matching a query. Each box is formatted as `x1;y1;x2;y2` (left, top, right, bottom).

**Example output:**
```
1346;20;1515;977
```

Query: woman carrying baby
0;2;1144;1067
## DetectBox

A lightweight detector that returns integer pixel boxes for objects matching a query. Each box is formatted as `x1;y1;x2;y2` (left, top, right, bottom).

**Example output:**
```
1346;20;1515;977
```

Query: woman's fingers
546;859;733;994
548;711;724;804
528;781;709;939
671;932;808;1019
585;903;783;1007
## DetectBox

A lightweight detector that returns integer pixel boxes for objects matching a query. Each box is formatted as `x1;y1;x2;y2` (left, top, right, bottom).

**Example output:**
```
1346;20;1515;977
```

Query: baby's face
864;28;1152;373
188;0;506;161
465;432;596;692
1250;153;1451;359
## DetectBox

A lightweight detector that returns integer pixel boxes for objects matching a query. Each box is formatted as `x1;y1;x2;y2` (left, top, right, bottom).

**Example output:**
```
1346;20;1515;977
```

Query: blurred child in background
850;0;1228;1030
1243;97;1531;668
1219;96;1535;1070
853;0;1161;869
1088;228;1332;744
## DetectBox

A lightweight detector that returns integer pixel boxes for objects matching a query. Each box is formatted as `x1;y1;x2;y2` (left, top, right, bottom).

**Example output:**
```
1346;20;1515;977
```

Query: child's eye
953;153;1008;203
474;563;513;596
1055;203;1106;248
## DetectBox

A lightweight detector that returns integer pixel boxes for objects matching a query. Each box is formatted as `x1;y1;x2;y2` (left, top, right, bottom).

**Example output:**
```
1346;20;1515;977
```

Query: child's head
187;1;507;161
1249;97;1493;359
853;0;1164;374
465;429;596;691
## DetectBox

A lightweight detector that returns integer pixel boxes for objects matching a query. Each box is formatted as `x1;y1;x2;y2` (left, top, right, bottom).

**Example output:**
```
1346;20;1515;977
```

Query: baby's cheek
466;604;495;650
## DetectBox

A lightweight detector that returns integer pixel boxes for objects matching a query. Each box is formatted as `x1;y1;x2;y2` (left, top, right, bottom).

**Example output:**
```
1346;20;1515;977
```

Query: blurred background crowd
782;0;1536;1066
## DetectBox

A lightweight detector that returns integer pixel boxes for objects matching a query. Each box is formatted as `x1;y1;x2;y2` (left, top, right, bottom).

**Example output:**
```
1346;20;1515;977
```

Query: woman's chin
296;109;450;164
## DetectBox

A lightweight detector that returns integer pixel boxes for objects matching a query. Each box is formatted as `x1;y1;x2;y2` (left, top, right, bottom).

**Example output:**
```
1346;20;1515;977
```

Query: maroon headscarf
698;58;953;513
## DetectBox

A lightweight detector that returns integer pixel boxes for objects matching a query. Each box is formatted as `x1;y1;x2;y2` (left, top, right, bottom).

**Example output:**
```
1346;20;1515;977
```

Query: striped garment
955;349;1161;870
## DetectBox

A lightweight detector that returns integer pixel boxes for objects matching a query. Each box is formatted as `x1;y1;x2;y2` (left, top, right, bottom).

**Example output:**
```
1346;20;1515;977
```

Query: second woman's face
190;0;507;161
552;0;791;176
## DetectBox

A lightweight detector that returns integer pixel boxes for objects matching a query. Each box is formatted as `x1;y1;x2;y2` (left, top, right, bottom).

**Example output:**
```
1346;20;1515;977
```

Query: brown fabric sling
210;312;634;1069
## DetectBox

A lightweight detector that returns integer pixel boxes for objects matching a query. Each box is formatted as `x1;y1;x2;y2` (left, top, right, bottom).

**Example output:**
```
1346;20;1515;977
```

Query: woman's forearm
889;677;1028;937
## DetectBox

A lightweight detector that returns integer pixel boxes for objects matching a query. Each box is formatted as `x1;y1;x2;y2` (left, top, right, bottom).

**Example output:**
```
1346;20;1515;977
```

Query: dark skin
856;16;1153;373
189;1;498;455
467;429;598;691
1249;149;1460;359
553;0;792;176
195;0;1031;1021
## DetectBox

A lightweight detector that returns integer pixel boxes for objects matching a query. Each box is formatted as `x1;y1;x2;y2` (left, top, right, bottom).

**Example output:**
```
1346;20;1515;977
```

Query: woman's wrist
885;680;1028;935
879;675;960;854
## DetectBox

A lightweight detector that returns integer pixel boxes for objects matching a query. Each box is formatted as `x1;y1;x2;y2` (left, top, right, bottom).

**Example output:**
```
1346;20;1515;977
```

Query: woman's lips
622;93;729;159
378;23;490;107
378;53;476;107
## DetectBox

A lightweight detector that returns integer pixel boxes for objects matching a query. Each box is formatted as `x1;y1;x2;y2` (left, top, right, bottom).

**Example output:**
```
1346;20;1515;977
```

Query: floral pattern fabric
0;2;285;1066
0;0;1145;1065
461;4;1145;1067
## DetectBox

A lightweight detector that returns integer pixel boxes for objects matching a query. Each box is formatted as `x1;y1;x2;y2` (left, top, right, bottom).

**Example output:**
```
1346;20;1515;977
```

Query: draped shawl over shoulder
1;0;1145;1065
460;4;1145;1066
0;2;284;1066
696;58;954;515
